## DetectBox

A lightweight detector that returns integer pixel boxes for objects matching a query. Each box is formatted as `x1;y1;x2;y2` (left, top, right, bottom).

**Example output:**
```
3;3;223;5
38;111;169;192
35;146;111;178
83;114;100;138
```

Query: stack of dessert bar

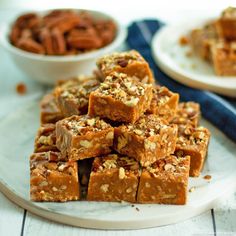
30;50;210;204
189;7;236;76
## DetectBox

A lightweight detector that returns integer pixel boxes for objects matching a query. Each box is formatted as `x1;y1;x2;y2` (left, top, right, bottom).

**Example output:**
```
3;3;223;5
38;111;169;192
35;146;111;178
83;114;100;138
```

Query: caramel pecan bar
54;76;100;117
88;72;153;123
216;7;236;40
87;154;140;203
171;102;200;128
30;151;80;202
211;41;236;76
137;153;190;204
96;50;154;83
189;22;218;61
40;93;64;124
146;86;179;122
175;125;211;177
56;115;114;160
113;114;178;166
34;123;58;152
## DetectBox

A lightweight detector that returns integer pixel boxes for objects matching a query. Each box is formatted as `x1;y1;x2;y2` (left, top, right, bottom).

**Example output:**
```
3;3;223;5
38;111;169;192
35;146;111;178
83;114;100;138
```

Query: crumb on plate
179;36;189;46
203;174;212;180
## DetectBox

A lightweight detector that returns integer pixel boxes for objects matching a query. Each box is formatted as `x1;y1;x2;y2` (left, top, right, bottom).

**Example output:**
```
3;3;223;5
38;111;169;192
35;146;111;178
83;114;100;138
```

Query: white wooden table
0;2;236;235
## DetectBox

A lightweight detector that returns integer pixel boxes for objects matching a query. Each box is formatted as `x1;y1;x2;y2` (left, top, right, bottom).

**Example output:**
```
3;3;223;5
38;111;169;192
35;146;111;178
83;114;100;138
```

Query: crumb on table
16;82;27;95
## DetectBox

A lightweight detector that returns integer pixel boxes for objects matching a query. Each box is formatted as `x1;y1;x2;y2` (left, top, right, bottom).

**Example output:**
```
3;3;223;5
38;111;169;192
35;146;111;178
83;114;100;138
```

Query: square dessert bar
40;93;64;124
96;50;154;83
54;76;100;117
113;114;178;166
216;7;236;40
137;153;190;204
171;102;200;128
56;115;114;161
88;72;153;123
189;22;218;61
87;154;140;202
211;41;236;76
34;123;58;152
146;86;179;122
175;125;211;177
30;151;80;202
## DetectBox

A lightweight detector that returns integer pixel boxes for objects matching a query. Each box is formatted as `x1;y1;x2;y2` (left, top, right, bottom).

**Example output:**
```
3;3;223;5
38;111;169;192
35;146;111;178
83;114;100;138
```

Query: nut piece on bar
87;154;140;203
171;102;200;128
56;115;114;161
113;114;178;166
40;93;64;124
30;151;80;202
54;76;100;117
34;123;58;152
211;41;236;76
146;86;179;122
88;72;153;123
175;125;211;177
216;7;236;40
189;22;218;61
96;50;154;83
137;153;190;204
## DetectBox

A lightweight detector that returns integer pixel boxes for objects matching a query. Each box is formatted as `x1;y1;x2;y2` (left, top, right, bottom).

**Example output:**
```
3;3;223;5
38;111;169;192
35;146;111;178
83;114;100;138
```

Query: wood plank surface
0;192;24;236
214;191;236;234
23;210;214;236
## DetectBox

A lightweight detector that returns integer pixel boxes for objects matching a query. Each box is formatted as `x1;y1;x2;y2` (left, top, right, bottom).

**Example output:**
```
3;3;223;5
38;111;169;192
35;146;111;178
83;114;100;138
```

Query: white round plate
0;99;236;229
151;18;236;97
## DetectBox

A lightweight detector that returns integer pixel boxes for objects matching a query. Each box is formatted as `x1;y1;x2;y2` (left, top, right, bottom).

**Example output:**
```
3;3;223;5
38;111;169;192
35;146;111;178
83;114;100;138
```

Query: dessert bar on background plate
151;17;236;97
0;99;235;229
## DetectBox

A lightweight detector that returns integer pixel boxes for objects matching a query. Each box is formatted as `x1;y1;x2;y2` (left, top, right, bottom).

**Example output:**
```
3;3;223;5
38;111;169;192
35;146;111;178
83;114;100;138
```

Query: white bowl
0;9;127;85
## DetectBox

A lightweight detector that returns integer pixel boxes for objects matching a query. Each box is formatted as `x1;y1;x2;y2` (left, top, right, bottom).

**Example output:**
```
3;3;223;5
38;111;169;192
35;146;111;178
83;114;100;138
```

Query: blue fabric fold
127;19;236;142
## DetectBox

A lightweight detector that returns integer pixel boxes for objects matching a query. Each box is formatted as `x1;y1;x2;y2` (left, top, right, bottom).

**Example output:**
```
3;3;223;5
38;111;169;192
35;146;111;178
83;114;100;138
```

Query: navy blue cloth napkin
127;19;236;142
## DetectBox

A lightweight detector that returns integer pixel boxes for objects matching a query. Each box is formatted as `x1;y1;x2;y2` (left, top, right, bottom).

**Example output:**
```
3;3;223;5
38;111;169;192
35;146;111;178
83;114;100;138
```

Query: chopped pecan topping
55;77;100;114
97;50;143;71
146;154;189;177
117;59;128;67
177;126;210;147
95;72;151;106
30;152;73;175
92;154;139;174
172;102;200;126
122;114;169;138
60;115;112;135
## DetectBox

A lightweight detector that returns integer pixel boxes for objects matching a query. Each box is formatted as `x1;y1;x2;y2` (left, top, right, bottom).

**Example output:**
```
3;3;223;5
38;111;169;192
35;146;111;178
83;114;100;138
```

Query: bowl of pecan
0;9;126;84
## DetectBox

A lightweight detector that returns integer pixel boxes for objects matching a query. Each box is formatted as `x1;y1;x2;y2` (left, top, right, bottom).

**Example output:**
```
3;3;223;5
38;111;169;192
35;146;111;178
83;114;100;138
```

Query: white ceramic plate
151;18;236;97
0;98;236;229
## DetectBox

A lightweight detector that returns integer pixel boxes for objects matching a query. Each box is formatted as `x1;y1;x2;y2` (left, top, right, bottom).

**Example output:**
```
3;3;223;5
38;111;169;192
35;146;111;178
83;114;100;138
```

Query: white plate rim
1;176;236;230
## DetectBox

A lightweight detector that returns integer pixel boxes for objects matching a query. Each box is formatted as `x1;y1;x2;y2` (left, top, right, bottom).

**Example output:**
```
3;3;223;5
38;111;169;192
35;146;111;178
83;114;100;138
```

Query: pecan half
9;24;21;45
51;28;66;55
17;38;45;54
40;28;54;55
